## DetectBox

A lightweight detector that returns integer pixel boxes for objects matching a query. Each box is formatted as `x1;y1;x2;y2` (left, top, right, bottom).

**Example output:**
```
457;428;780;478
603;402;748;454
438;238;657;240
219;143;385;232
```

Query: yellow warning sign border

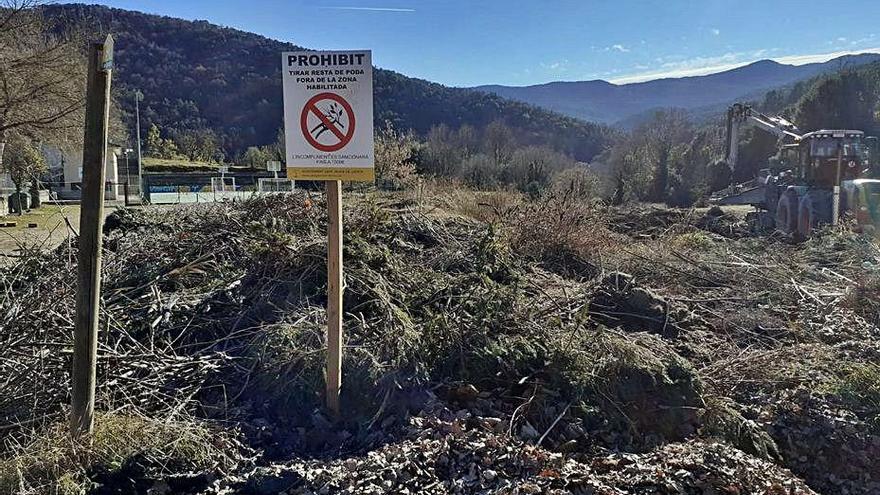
287;167;374;182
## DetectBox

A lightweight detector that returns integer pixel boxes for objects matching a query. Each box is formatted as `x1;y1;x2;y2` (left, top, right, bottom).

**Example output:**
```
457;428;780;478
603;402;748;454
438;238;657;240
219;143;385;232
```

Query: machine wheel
775;192;798;234
797;190;832;239
797;199;815;239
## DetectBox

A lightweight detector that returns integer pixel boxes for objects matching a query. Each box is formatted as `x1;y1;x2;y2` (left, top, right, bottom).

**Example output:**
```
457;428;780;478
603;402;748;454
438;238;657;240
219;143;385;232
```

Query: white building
0;145;121;217
43;147;120;200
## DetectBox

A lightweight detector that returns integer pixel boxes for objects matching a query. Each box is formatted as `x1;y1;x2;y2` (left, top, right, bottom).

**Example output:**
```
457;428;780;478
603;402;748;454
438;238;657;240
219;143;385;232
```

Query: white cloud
606;44;630;53
318;6;415;12
610;61;747;84
609;47;880;84
711;28;720;36
541;59;570;71
773;47;880;65
847;34;877;46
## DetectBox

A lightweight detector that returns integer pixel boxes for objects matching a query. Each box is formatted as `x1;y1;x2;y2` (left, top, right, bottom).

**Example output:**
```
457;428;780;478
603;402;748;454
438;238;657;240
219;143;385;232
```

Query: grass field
143;157;258;173
143;157;220;172
0;204;79;230
0;204;81;255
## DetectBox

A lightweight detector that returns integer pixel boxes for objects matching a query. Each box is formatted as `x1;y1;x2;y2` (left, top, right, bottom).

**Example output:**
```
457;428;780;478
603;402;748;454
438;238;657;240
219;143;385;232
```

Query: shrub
0;413;243;495
374;122;418;190
671;231;714;251
553;329;704;449
460;153;502;189
835;363;880;426
549;167;601;202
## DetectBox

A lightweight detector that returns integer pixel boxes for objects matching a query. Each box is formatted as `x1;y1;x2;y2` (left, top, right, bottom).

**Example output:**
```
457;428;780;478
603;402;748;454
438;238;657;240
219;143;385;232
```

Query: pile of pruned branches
2;191;880;494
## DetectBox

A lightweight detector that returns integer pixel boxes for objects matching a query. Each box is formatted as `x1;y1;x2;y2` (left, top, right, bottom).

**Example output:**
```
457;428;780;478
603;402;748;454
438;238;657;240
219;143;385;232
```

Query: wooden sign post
282;50;374;416
71;35;113;436
325;180;343;413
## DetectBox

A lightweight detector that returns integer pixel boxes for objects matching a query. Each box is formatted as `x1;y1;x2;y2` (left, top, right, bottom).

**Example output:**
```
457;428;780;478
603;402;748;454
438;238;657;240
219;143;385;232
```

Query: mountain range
40;4;880;162
474;54;880;126
43;4;614;162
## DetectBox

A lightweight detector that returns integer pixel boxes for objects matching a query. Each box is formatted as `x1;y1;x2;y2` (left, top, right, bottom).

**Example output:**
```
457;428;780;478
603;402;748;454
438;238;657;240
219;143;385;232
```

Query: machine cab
798;130;869;187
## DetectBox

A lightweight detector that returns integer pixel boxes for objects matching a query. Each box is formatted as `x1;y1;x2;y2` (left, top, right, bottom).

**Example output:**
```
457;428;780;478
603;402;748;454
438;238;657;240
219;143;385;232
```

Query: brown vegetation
0;186;878;493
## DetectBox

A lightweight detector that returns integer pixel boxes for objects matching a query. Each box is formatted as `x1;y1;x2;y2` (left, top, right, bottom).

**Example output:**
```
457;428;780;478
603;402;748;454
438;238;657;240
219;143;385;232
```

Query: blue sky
77;0;880;87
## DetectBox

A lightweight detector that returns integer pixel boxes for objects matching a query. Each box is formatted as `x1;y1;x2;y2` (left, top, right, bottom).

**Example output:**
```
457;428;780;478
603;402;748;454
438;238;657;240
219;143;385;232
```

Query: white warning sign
282;50;374;181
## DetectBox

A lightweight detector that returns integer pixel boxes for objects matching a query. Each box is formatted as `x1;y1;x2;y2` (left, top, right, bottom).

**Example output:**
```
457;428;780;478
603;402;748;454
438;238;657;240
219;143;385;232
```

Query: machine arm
725;103;801;170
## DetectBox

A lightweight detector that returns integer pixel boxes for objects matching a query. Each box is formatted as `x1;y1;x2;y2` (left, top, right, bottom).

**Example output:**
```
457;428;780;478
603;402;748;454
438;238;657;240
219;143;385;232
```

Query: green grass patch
0;413;242;495
143;156;219;169
143;157;260;173
0;205;79;231
671;231;715;251
834;363;880;426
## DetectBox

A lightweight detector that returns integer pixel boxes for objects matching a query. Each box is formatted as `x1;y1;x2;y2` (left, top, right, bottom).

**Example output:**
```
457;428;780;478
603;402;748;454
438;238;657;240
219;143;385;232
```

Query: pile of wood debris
1;193;879;494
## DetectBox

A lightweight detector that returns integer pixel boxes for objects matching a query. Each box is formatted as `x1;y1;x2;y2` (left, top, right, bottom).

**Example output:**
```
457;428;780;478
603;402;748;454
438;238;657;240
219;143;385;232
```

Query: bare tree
423;124;461;177
0;1;86;170
484;120;515;166
374;121;416;189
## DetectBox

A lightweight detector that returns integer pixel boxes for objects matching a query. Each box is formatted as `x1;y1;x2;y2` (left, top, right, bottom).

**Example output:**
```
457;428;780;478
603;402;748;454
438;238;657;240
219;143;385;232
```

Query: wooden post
326;180;343;416
71;36;113;437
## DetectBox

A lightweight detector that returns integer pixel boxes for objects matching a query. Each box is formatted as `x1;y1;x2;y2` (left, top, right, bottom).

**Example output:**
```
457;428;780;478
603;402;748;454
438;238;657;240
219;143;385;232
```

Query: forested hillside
757;61;880;134
44;4;615;162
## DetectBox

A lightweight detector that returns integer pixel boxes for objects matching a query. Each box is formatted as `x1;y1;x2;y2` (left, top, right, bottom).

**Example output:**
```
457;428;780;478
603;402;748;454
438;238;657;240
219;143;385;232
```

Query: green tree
505;146;575;194
194;130;218;162
733;127;778;183
176;131;198;161
240;146;270;169
604;110;692;203
667;129;721;207
795;70;878;134
158;138;179;160
2;134;46;214
176;129;219;162
144;123;181;159
643;110;692;202
145;124;163;156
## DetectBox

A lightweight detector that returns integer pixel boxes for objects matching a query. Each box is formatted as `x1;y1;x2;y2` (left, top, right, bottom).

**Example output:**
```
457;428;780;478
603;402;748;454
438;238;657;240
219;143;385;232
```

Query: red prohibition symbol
300;92;356;152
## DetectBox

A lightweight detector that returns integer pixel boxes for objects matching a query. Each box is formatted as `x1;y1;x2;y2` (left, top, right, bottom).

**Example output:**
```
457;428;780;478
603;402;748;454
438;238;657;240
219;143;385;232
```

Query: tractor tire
775;191;799;234
797;190;832;240
797;198;815;239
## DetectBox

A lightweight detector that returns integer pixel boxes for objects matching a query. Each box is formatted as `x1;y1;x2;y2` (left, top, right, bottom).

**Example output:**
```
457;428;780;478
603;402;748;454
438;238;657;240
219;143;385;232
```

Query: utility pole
71;35;113;437
134;90;143;202
123;148;132;206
